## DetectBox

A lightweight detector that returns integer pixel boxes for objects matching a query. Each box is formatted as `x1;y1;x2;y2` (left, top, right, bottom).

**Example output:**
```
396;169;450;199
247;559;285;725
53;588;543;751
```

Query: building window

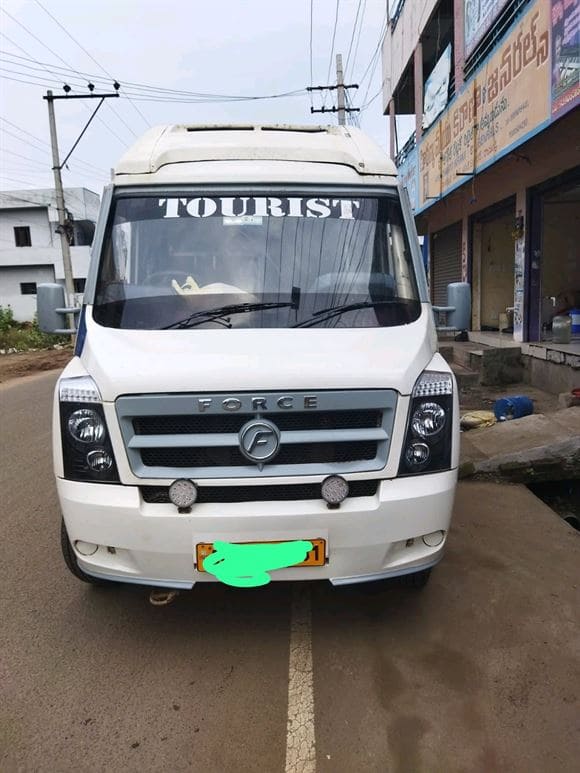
14;226;32;247
20;282;37;295
73;278;86;293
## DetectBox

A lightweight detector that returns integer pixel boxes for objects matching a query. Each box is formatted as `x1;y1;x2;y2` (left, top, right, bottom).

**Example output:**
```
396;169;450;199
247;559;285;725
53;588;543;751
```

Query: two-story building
383;0;579;390
0;187;100;321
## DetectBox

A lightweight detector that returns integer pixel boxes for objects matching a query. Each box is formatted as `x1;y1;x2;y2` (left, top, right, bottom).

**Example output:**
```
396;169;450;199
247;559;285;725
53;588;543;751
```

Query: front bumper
57;470;457;588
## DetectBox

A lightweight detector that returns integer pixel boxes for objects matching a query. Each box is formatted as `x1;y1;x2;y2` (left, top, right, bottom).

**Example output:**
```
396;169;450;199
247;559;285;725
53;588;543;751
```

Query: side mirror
37;283;79;334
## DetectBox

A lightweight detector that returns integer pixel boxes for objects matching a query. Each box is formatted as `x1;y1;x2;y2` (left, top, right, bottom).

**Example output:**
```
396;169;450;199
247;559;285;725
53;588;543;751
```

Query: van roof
114;124;397;178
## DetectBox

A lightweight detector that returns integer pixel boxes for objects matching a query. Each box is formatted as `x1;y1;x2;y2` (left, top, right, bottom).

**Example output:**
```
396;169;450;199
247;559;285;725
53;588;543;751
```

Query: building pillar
472;220;483;330
414;39;423;142
453;0;465;93
388;99;396;160
513;186;527;342
461;214;469;284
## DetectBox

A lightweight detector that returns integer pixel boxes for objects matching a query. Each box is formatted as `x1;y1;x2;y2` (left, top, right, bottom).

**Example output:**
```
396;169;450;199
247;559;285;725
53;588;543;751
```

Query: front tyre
60;519;113;586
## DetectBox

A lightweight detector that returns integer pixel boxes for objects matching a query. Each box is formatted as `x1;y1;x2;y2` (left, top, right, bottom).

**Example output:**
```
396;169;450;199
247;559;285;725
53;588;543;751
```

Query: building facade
383;0;579;348
0;188;100;321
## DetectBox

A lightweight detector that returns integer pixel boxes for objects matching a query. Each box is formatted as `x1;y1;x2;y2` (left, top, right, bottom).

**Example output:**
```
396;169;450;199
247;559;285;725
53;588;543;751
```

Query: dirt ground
0;347;73;384
459;381;559;414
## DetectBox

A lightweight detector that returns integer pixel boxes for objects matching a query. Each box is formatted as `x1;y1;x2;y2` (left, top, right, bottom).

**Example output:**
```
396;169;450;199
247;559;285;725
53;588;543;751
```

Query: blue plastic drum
493;396;534;421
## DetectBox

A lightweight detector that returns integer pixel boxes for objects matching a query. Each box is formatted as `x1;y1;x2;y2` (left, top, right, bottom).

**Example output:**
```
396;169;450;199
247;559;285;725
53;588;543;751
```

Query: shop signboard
551;0;580;118
419;0;550;210
464;0;510;57
397;143;419;212
423;43;452;130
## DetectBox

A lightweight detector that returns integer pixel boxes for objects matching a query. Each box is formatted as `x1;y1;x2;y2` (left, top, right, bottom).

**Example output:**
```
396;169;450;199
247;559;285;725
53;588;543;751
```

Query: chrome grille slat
116;390;397;479
128;427;388;449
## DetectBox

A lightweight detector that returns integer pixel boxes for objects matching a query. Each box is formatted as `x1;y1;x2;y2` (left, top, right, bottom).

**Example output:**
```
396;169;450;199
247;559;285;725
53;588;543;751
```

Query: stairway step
439;344;454;364
450;361;480;388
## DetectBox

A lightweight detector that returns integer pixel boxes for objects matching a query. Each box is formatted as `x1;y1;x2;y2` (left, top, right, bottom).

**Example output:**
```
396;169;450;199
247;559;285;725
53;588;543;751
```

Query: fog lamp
405;442;430;469
86;449;113;472
321;475;349;508
169;479;198;510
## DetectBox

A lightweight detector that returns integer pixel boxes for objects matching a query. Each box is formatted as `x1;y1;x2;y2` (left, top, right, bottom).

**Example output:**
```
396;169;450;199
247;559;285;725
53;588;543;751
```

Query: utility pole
308;53;359;125
44;87;120;328
46;90;75;317
336;53;346;126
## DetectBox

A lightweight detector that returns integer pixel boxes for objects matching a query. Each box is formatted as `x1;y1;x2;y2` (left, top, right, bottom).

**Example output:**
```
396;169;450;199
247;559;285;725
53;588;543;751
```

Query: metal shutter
431;222;462;306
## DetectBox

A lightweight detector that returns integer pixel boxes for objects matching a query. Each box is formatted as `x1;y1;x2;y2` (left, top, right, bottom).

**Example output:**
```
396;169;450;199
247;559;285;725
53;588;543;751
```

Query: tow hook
149;589;180;606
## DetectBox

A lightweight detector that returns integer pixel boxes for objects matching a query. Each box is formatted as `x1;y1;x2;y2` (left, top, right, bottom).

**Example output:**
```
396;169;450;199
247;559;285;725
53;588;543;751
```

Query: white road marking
285;584;316;773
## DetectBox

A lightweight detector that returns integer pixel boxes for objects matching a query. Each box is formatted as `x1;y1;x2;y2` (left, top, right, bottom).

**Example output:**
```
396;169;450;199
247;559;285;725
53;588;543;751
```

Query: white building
0;187;100;321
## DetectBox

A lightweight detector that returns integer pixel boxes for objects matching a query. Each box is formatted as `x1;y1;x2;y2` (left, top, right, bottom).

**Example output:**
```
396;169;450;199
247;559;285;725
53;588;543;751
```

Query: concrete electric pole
46;90;75;313
308;53;359;125
44;87;120;328
336;53;346;126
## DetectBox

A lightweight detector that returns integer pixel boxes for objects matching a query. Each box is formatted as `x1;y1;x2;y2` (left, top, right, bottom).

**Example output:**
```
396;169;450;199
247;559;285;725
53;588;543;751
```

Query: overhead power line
0;173;49;188
344;0;363;79
347;0;367;82
325;0;341;87
0;51;308;102
0;69;307;104
0;118;109;176
357;15;388;93
31;0;149;130
0;9;131;145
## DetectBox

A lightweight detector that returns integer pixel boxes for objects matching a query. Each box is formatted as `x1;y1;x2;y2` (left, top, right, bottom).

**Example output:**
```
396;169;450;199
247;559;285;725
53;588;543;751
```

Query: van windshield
93;193;421;329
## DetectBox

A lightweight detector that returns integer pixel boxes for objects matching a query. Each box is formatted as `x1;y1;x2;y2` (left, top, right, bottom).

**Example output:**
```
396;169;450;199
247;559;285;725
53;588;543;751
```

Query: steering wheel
141;270;190;291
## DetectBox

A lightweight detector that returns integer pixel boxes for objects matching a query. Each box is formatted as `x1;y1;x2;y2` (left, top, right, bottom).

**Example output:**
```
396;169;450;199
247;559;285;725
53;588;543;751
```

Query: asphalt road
1;371;579;773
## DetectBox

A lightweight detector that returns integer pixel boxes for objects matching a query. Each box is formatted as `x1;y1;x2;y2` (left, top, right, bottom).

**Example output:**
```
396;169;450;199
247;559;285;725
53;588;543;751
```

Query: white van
40;124;459;591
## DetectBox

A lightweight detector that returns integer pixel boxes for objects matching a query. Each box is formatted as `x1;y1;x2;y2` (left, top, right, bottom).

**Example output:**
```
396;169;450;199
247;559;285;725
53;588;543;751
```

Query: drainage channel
527;480;580;531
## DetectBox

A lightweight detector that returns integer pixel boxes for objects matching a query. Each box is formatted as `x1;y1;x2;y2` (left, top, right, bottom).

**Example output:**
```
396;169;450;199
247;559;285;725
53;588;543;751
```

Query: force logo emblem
238;419;281;463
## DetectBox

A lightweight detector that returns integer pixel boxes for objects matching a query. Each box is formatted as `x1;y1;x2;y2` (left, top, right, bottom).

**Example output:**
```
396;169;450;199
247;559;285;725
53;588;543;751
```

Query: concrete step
453;346;484;371
450;361;480;388
439;344;454;364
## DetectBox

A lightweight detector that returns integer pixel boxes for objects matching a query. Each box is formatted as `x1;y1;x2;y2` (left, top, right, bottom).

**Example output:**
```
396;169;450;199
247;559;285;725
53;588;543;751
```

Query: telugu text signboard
419;0;550;210
551;0;580;118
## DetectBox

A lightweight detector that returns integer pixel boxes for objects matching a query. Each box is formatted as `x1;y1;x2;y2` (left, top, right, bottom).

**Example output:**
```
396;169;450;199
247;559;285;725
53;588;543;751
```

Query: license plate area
196;538;326;572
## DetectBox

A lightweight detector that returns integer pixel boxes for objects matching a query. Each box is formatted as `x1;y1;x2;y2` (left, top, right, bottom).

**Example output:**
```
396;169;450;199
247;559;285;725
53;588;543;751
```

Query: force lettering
158;196;361;219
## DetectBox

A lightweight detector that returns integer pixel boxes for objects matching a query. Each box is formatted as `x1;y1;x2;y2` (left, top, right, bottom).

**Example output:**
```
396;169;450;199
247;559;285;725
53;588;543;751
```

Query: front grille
116;390;397;479
141;479;379;504
134;409;382;435
141;441;377;468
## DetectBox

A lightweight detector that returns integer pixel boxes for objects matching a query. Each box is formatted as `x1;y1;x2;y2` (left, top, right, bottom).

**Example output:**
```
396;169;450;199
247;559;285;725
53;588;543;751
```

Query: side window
14;226;31;247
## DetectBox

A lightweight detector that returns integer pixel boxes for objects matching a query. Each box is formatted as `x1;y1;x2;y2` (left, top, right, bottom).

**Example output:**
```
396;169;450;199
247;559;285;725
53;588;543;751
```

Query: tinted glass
93;193;421;329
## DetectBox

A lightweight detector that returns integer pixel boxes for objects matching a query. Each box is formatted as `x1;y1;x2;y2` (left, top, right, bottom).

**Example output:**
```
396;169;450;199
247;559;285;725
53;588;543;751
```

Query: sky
0;0;392;196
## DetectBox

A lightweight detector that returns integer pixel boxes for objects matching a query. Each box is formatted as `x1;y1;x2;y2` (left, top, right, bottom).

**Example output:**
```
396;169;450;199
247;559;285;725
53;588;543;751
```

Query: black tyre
397;568;432;588
60;519;112;586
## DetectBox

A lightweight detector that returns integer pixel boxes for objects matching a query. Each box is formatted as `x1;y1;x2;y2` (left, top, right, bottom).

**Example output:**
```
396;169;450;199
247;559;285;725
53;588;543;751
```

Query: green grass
0;305;70;351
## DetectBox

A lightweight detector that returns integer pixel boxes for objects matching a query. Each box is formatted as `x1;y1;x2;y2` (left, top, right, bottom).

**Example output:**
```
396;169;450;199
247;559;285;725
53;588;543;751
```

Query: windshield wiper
162;301;295;330
292;300;396;328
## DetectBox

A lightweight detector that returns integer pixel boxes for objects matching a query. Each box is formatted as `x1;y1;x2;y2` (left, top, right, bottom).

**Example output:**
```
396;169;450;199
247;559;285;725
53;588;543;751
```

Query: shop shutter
431;222;462;306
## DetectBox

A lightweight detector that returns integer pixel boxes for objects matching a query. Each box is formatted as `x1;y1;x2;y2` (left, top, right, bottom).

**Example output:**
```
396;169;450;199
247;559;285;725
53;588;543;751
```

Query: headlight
68;409;106;443
399;371;454;477
58;376;119;483
411;402;446;438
